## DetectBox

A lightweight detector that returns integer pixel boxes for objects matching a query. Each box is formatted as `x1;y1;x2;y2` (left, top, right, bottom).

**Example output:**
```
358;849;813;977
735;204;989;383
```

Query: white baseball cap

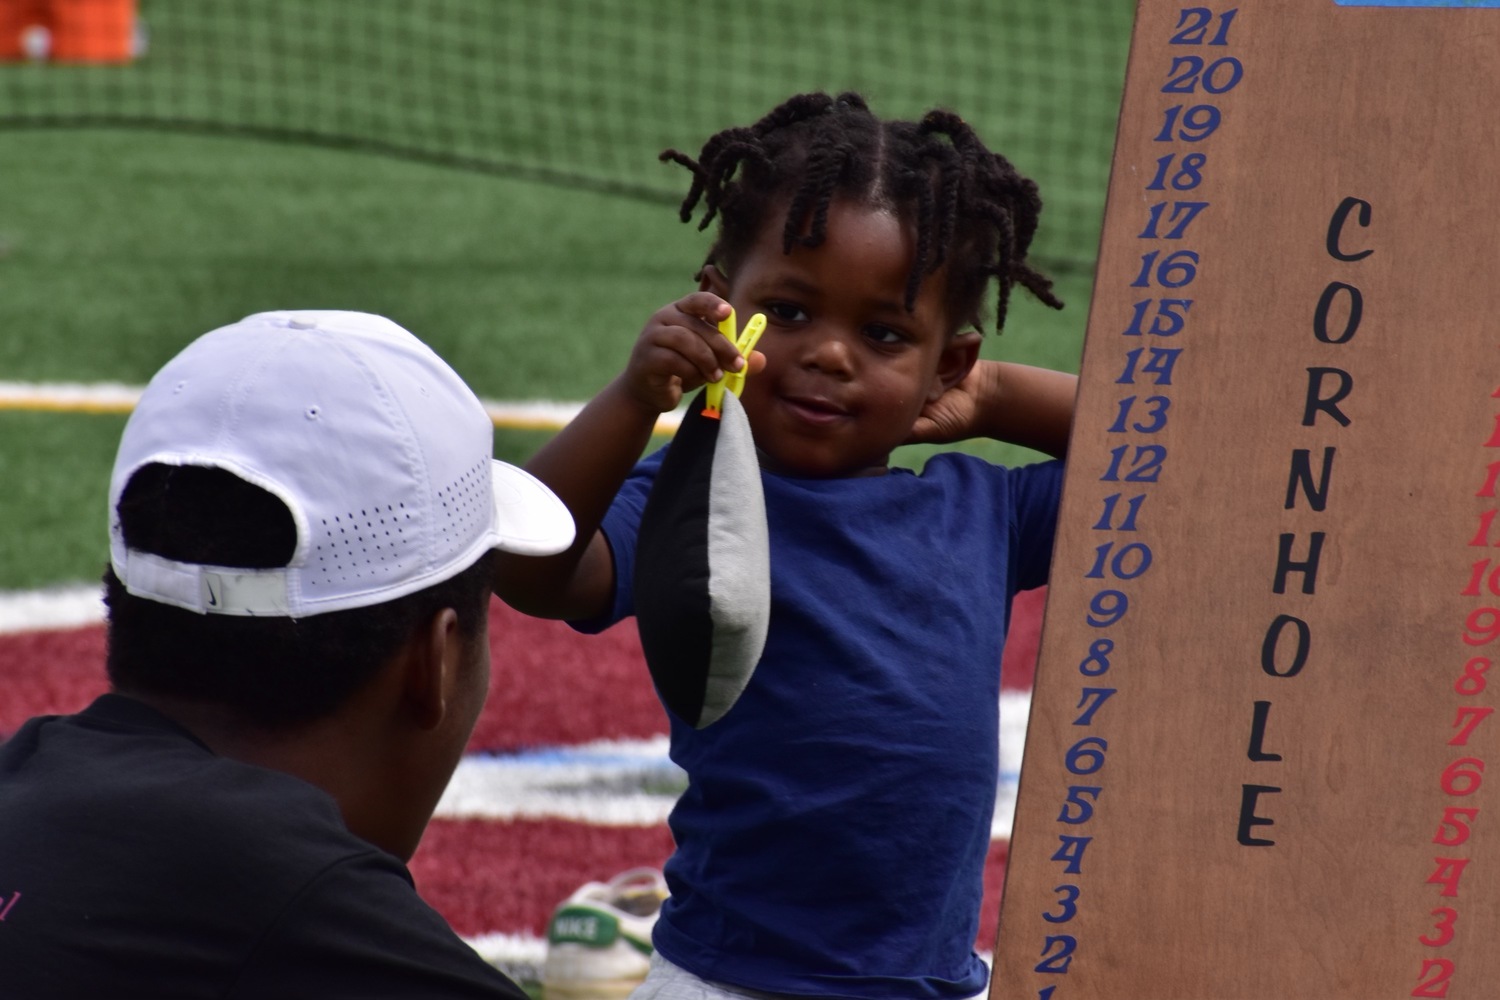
108;310;575;617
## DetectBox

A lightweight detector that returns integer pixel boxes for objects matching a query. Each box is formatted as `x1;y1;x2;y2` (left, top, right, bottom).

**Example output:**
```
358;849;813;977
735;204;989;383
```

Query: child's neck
755;451;891;479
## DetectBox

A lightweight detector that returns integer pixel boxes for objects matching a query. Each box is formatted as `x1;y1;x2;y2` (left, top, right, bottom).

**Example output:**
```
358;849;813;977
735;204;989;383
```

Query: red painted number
1412;958;1455;998
1462;607;1500;646
1449;705;1494;746
1418;907;1458;948
1433;807;1479;847
1440;758;1485;797
1456;657;1491;696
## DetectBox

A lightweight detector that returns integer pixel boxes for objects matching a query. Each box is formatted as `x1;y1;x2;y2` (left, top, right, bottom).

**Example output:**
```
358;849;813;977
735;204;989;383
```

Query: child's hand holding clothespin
704;308;766;419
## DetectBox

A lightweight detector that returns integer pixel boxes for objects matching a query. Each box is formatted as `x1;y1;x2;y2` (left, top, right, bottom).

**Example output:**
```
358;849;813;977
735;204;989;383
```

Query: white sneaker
542;867;668;999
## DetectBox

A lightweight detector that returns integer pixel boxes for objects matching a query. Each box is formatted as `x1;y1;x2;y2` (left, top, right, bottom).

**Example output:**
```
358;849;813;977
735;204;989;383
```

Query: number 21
1170;7;1238;46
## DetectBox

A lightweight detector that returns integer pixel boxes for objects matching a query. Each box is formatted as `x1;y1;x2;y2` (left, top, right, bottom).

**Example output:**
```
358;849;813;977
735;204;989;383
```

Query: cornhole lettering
1236;785;1281;847
1239;196;1370;850
1246;701;1282;762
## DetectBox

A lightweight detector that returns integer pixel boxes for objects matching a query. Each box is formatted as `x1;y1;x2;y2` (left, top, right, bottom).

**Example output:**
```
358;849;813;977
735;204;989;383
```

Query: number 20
1162;56;1243;95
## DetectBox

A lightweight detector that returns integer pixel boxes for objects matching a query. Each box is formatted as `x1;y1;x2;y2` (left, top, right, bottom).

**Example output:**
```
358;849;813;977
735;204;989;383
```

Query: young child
496;92;1077;1000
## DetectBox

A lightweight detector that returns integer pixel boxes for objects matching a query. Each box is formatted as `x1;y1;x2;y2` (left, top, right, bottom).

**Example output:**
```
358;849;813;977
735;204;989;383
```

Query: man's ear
402;607;461;731
698;262;730;296
929;330;983;402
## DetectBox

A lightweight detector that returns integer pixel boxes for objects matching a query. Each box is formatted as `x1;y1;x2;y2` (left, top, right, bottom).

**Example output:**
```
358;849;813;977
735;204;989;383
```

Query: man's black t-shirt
0;694;527;999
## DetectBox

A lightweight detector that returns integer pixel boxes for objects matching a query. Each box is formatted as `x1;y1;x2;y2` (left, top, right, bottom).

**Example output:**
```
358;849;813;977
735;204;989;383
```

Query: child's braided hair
659;91;1063;333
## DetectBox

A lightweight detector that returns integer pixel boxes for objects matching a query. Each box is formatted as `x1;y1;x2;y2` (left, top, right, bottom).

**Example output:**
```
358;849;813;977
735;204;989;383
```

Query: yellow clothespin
703;308;766;419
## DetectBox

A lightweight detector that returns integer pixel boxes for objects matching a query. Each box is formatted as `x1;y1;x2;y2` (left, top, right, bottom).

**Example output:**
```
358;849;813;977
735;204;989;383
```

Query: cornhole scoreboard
991;1;1500;997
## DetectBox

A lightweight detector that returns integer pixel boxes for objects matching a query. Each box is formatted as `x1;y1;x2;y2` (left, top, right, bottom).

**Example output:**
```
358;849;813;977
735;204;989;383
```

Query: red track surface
0;588;1044;949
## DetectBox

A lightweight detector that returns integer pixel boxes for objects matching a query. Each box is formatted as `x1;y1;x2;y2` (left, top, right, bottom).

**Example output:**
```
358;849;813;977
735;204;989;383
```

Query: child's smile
706;198;973;479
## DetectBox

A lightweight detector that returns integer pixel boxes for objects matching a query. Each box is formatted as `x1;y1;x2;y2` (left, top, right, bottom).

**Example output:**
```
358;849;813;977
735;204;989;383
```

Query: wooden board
991;2;1500;998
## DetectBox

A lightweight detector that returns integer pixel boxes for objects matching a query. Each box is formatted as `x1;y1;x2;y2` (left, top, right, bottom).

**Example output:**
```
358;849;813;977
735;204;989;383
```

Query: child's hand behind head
905;356;999;446
622;292;766;415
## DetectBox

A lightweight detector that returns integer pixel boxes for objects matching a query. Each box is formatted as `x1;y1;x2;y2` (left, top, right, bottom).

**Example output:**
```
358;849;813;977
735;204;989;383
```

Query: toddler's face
708;199;963;479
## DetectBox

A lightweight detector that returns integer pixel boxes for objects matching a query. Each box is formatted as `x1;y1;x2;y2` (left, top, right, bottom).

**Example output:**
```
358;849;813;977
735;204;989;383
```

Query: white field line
461;932;546;980
0;381;683;434
995;689;1031;841
436;736;684;827
0;583;106;634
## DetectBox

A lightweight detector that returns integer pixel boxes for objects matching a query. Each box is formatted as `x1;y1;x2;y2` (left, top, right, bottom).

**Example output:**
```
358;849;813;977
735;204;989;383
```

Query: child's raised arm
492;292;756;621
908;359;1078;460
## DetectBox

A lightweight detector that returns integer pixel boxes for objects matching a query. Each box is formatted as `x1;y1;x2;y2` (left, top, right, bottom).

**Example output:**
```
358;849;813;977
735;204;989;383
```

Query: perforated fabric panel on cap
308;503;421;591
437;458;491;555
305;456;491;592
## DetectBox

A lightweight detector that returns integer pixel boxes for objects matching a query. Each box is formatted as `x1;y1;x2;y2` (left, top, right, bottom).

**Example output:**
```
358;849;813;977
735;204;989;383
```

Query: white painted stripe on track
460;932;547;980
0;583;106;634
995;688;1032;841
0;382;684;433
436;737;685;827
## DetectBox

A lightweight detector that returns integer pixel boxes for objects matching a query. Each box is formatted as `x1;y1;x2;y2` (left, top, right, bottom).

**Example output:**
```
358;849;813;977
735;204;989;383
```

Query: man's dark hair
659;90;1064;334
105;463;493;731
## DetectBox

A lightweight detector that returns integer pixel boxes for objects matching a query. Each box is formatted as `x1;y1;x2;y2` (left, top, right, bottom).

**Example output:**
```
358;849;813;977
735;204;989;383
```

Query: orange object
0;0;48;60
0;0;136;63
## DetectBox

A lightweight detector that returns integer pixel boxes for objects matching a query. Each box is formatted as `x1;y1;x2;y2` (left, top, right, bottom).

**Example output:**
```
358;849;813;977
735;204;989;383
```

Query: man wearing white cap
0;311;575;997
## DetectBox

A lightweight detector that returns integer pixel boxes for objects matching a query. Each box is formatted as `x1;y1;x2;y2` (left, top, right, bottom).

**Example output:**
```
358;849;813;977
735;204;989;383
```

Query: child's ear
698;263;730;296
929;330;983;401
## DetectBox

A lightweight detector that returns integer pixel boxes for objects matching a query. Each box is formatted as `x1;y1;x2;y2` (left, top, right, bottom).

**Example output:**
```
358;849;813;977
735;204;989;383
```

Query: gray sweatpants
629;955;801;1000
628;954;989;1000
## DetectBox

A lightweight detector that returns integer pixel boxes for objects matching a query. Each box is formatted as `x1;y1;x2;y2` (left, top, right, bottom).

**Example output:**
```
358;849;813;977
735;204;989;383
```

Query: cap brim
489;461;575;556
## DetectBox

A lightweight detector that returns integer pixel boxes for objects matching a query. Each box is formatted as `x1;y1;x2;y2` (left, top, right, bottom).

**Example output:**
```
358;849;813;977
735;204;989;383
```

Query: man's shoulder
0;697;525;998
2;697;383;897
232;851;529;999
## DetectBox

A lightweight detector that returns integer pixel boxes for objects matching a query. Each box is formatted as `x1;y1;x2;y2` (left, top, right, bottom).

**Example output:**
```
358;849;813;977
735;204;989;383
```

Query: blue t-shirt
578;450;1063;999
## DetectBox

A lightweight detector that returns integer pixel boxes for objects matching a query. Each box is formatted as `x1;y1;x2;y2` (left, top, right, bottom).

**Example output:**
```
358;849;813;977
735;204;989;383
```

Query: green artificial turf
0;125;1095;592
0;0;1129;590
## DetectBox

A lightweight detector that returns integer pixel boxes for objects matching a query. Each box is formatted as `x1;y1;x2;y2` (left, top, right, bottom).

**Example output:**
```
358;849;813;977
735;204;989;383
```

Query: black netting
0;0;1133;271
